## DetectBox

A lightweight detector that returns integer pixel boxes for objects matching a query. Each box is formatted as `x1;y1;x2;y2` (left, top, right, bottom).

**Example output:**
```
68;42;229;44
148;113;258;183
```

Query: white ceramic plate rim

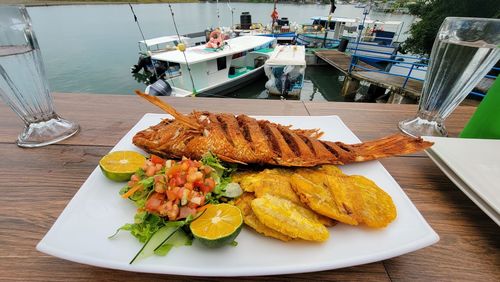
425;149;500;226
37;114;439;276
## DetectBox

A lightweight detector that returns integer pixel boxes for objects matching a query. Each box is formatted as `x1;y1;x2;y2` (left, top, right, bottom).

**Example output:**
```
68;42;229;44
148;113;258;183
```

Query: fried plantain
234;193;293;242
237;169;336;227
251;194;329;242
293;166;396;228
290;172;359;225
335;175;397;228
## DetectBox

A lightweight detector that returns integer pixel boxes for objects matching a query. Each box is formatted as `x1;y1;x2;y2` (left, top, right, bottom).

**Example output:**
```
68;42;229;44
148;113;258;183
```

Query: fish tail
337;134;434;163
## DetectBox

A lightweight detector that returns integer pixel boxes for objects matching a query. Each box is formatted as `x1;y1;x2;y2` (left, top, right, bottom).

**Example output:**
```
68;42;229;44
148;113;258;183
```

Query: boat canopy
139;35;190;47
152;36;275;64
310;16;402;26
265;45;306;66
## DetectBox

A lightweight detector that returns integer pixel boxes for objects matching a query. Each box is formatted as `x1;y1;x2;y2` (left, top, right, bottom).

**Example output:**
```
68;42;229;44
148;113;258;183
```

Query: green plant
402;0;500;55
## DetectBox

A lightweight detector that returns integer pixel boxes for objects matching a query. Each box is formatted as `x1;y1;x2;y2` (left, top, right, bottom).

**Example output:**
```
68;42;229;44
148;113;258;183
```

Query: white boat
264;45;306;97
298;16;403;62
148;35;276;97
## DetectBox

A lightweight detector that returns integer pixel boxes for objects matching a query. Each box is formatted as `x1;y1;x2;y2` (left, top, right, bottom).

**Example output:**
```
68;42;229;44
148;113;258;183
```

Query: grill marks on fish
133;111;433;167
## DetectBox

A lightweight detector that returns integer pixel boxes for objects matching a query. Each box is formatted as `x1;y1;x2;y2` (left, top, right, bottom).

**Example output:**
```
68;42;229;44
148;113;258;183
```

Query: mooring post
340;76;360;97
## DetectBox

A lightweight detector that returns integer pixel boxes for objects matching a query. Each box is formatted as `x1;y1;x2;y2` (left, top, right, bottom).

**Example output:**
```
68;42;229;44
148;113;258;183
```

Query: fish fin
135;90;201;131
336;133;434;162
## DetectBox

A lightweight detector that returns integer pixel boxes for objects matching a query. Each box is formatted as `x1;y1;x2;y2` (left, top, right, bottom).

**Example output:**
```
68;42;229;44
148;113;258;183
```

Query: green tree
402;0;500;55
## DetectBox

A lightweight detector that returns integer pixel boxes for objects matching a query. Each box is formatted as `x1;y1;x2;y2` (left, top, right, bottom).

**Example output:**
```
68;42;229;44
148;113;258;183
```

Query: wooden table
0;93;498;281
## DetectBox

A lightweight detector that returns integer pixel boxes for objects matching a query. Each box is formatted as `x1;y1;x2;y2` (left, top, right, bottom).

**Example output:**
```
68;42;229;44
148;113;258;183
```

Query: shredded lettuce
110;213;166;243
201;152;238;204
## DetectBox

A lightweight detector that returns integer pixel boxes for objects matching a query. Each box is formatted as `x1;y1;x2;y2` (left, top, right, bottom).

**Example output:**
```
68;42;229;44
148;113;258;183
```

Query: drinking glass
0;5;79;147
399;17;500;137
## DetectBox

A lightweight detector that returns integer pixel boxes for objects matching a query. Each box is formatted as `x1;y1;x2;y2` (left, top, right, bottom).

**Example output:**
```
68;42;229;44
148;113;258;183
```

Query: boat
147;35;276;97
297;16;403;65
264;45;306;97
131;33;208;84
233;11;296;44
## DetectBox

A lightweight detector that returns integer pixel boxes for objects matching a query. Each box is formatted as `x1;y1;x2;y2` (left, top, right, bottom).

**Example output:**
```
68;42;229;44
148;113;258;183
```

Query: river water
27;3;415;100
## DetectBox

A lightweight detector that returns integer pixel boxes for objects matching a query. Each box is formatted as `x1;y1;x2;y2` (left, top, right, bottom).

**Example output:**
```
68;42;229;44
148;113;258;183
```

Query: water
220;66;344;101
26;4;416;97
0;46;54;122
421;39;500;119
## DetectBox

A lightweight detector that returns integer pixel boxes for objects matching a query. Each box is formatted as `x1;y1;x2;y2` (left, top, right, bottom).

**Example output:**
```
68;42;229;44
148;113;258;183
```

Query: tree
402;0;500;55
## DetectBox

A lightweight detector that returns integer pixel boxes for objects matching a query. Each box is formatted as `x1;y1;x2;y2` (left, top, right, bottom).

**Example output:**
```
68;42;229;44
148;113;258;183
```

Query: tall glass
0;5;79;147
399;17;500;137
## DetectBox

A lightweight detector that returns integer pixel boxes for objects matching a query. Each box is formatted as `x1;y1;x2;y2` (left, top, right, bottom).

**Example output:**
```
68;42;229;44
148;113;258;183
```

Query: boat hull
179;65;266;97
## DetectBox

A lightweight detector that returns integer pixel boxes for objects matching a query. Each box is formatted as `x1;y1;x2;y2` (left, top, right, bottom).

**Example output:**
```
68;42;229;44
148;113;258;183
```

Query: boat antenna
167;3;197;95
226;0;235;28
322;0;336;48
129;3;158;80
216;0;221;28
353;0;371;60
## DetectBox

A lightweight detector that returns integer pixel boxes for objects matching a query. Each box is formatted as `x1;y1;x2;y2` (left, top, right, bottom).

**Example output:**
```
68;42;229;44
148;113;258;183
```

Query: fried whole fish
133;91;433;167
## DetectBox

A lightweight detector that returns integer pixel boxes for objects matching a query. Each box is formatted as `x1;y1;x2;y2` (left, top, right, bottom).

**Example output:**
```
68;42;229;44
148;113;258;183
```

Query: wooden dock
314;49;493;101
314;50;423;100
314;50;377;75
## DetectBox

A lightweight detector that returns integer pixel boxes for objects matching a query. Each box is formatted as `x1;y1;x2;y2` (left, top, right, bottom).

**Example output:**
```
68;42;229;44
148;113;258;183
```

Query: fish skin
134;91;433;166
132;114;433;167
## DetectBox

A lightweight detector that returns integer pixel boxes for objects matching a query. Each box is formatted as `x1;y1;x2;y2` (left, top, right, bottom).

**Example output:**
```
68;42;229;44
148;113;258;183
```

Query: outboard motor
148;79;172;96
131;54;152;73
281;73;291;96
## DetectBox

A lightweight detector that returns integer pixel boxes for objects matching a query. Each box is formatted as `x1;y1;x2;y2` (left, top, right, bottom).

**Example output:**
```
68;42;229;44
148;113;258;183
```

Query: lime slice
99;151;146;182
190;204;243;248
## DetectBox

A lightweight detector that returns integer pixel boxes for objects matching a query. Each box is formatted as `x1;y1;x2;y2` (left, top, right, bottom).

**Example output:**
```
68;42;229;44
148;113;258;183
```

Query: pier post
340;76;360;98
387;90;418;104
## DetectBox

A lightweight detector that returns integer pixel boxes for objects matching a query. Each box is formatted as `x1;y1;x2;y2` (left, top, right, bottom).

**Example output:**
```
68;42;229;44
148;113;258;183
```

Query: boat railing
348;53;498;98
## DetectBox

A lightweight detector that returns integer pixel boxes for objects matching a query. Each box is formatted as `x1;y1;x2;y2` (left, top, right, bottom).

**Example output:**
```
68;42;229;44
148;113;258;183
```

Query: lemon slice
99;151;146;182
190;204;243;248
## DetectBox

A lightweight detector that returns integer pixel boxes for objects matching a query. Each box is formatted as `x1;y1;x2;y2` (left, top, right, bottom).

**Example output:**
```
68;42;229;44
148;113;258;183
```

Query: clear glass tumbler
0;5;79;147
399;17;500;137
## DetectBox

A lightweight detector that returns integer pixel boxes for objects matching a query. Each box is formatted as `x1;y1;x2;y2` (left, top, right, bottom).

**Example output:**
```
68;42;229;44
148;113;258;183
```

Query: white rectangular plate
424;136;500;226
37;114;439;276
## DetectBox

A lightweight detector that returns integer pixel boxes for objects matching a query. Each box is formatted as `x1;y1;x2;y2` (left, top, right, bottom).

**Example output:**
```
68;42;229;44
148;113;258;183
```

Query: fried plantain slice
231;171;261;192
238;169;336;227
251;194;329;242
234;193;293;242
317;164;344;176
291;172;359;225
293;168;396;228
335;175;397;228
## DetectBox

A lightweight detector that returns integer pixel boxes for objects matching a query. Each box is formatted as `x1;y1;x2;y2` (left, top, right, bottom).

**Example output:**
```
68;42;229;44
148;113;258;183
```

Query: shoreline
3;0;200;7
2;0;327;7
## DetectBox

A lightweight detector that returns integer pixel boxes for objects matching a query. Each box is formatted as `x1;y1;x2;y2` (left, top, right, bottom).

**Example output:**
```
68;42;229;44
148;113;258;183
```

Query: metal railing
348;52;498;98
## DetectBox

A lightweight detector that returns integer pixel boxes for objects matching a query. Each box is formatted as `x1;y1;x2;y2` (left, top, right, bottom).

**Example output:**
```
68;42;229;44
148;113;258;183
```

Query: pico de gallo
111;152;242;262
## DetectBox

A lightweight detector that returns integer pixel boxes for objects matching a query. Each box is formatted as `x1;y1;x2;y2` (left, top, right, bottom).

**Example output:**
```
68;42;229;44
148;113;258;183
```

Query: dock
314;49;493;103
314;50;423;101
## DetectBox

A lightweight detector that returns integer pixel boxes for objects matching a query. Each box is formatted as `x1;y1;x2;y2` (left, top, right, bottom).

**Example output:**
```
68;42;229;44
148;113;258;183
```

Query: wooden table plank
0;93;309;146
0;143;389;281
0;93;497;281
377;158;500;281
1;143;498;281
303;101;476;140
